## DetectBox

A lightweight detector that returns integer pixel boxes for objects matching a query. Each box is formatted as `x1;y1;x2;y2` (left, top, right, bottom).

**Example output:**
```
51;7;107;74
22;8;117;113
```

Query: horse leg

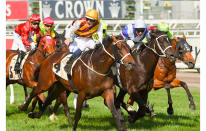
165;84;174;115
49;94;61;121
18;86;39;111
10;84;14;104
62;91;73;126
102;89;126;131
50;91;73;126
23;86;28;102
114;88;129;121
73;92;85;131
73;93;78;109
30;97;38;112
180;81;196;110
128;92;146;123
28;85;65;119
18;81;39;111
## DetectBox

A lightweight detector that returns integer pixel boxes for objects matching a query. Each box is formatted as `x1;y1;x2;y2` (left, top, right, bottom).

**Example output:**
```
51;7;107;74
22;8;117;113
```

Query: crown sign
109;2;120;18
42;2;52;18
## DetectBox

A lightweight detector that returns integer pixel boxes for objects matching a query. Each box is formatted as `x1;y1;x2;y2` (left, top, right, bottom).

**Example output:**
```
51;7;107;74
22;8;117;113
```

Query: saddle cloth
53;54;79;81
9;52;29;80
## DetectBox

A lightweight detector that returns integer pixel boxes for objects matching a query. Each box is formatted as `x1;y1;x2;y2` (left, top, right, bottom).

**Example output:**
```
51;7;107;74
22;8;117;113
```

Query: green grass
6;84;200;131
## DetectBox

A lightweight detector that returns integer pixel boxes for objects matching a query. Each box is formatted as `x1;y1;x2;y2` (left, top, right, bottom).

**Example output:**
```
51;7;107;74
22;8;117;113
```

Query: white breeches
69;42;79;53
74;37;96;51
12;33;35;52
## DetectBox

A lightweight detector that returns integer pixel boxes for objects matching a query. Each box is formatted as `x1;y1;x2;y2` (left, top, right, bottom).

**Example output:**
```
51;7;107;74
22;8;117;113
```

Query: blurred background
6;0;200;71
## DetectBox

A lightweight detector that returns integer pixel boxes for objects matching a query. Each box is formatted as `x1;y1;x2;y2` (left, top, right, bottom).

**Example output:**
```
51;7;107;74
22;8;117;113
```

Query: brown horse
6;34;56;112
126;35;196;116
114;32;177;123
18;35;135;131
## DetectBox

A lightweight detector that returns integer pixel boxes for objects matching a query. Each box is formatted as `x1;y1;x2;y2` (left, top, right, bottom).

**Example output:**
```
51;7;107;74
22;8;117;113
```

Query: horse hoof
128;115;136;123
18;105;27;111
28;112;40;119
167;108;174;115
189;104;196;110
119;127;126;131
150;112;157;117
121;120;129;126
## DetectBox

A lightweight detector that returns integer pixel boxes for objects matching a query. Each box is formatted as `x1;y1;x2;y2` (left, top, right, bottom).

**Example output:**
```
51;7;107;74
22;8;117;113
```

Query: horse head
55;32;68;52
173;35;195;69
149;32;177;63
108;35;135;70
38;34;56;57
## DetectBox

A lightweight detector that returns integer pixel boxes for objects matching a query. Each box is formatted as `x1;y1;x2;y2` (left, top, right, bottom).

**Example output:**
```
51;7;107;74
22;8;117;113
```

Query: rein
101;40;131;64
73;39;131;76
144;34;172;57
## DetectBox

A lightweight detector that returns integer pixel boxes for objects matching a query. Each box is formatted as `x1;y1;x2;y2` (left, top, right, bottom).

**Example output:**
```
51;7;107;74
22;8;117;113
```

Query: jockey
38;17;58;39
121;19;151;49
100;20;108;38
148;22;173;40
157;22;173;40
13;14;41;72
64;9;103;72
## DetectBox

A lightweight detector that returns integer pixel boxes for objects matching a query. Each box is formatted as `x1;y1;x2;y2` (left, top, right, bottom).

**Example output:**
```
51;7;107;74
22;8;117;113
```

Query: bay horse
126;35;196;116
6;34;56;112
18;35;135;131
114;32;177;123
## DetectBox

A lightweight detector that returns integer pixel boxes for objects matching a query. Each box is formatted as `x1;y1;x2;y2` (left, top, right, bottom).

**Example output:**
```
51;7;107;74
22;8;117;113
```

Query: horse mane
28;49;38;56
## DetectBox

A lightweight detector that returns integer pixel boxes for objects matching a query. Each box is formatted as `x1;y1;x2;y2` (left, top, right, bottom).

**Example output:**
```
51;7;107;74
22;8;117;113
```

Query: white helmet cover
134;19;147;29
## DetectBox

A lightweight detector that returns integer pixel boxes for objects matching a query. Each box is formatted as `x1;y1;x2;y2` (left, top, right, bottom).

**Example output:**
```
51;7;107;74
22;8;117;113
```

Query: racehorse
126;35;196;116
18;35;135;131
6;34;56;112
114;32;177;123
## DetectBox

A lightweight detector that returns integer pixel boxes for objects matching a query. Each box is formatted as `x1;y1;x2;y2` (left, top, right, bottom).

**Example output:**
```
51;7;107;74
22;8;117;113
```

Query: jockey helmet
29;14;41;22
43;17;54;25
157;22;169;32
85;9;99;21
134;19;147;33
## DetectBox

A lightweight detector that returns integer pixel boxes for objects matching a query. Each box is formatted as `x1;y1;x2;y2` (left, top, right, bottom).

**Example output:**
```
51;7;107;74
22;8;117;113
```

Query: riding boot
64;57;76;73
14;51;26;72
64;49;82;73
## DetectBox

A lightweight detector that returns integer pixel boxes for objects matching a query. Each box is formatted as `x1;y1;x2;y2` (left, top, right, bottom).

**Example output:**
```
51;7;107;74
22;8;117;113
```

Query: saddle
53;54;81;81
9;52;29;80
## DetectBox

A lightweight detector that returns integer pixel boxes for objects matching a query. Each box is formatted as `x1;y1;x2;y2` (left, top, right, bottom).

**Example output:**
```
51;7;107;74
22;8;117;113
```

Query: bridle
101;40;131;64
144;34;172;57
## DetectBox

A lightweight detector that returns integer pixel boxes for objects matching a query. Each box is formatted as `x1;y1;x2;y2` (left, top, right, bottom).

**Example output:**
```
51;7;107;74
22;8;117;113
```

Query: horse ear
111;35;117;41
171;39;176;49
183;34;186;40
119;34;124;40
174;36;179;42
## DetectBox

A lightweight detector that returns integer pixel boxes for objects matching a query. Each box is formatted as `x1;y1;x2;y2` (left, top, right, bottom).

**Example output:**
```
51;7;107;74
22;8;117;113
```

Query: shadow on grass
54;112;200;130
7;105;199;130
